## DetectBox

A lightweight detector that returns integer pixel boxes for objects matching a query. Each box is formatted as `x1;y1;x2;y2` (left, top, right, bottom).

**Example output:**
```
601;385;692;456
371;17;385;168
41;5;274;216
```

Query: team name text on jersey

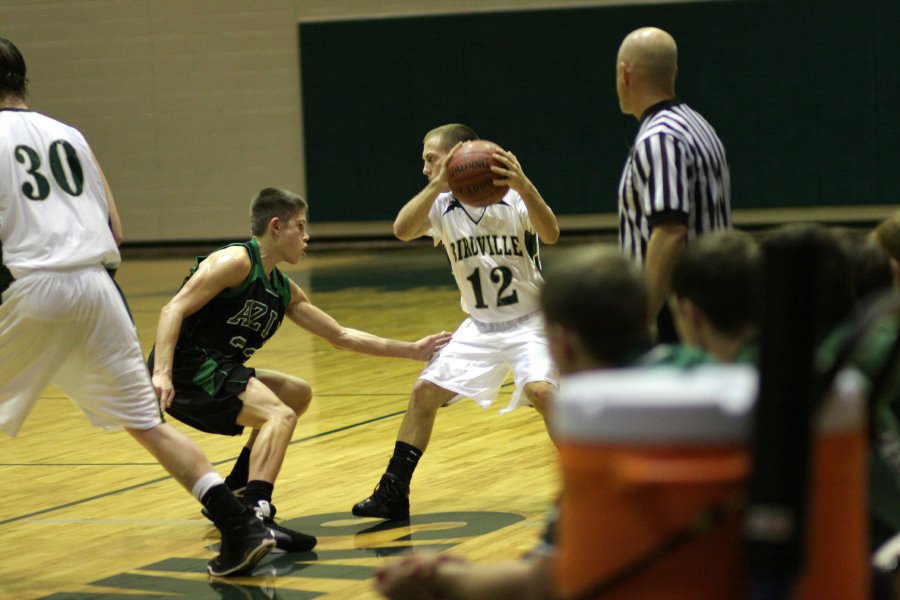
449;235;523;263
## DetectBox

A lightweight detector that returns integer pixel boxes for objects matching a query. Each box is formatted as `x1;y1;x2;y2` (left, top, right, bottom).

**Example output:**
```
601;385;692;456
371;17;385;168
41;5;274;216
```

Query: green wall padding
300;0;900;223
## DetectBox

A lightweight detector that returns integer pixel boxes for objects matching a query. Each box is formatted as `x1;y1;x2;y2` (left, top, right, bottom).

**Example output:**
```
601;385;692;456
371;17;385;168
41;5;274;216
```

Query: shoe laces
375;475;405;499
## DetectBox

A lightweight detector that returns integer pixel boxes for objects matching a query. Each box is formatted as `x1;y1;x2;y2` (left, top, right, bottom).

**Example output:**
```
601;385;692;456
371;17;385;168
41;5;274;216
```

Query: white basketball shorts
0;266;163;436
418;311;558;412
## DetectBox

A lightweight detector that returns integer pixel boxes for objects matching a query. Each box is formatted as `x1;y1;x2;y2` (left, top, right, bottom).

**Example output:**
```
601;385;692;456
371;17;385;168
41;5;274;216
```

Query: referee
615;27;732;342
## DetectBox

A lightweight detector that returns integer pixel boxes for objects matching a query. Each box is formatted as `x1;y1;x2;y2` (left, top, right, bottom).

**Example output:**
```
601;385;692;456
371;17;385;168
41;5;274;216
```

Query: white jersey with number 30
427;190;544;323
0;109;120;278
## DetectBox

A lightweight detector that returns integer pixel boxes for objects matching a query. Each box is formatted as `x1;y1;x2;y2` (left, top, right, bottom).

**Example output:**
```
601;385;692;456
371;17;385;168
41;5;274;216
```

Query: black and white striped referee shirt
618;99;731;263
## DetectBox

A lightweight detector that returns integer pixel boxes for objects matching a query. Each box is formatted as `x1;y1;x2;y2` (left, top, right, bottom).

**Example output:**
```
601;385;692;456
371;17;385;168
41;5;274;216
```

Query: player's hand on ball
491;149;530;194
433;142;463;192
447;141;508;206
411;330;452;361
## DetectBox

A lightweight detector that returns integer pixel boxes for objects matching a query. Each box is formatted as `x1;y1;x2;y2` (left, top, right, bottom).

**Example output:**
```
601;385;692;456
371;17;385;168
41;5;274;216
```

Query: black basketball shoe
207;512;275;577
249;500;318;553
351;473;410;520
201;486;245;522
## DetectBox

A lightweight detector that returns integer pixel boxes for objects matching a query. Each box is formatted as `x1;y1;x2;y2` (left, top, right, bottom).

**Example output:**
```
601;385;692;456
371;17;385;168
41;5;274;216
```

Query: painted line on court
0;396;403;467
0;409;405;526
0;463;162;467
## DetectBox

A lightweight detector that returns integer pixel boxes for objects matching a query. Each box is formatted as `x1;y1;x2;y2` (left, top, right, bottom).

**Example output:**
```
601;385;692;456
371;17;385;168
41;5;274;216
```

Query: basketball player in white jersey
0;37;275;577
352;123;560;520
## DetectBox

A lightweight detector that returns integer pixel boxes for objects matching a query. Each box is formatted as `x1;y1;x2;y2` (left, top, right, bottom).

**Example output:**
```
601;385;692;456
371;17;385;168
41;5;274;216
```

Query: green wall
300;0;900;223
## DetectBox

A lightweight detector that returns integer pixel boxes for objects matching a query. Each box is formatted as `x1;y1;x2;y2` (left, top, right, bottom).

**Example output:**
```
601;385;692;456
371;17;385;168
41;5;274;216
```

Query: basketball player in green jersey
149;187;451;552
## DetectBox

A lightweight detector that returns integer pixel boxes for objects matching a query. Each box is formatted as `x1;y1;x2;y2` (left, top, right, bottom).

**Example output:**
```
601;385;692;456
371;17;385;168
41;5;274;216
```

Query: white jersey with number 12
427;190;544;324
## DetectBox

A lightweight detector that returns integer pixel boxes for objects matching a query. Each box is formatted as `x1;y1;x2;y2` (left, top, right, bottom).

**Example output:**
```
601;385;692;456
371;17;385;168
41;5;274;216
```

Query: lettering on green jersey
227;299;279;336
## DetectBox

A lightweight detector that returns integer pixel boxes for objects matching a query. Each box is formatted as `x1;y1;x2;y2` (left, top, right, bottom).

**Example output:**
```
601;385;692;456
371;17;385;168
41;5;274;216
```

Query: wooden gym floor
0;241;578;600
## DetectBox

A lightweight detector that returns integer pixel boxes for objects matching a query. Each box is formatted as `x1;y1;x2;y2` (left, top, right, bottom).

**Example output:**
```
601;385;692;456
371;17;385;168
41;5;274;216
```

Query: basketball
446;140;509;207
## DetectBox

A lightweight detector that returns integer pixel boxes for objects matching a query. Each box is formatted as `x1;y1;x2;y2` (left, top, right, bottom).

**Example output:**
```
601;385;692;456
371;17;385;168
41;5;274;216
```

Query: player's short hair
672;231;761;335
874;212;900;263
0;37;28;100
761;223;854;340
424;124;479;152
832;228;893;302
847;236;892;301
541;246;650;366
250;187;307;236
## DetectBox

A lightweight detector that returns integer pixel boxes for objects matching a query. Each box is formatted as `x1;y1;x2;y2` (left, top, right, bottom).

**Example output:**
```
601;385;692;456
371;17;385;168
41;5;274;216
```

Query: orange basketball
446;140;508;207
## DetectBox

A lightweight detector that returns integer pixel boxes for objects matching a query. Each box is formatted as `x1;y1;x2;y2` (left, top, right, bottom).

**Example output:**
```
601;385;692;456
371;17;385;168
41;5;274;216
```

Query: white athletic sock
191;471;225;502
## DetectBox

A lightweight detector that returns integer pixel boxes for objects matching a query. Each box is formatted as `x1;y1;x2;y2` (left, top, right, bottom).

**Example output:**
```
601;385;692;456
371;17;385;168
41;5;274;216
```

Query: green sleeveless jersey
176;238;292;364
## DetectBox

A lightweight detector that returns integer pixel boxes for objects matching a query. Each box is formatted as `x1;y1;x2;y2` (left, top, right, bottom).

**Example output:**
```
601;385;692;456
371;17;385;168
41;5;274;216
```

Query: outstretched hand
411;330;453;361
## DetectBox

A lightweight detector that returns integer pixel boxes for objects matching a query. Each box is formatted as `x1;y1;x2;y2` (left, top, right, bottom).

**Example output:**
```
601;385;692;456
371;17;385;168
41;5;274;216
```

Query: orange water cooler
553;365;867;600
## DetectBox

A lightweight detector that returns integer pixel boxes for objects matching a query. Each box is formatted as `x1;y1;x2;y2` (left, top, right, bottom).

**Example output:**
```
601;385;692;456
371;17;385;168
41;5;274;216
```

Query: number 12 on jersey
465;266;519;309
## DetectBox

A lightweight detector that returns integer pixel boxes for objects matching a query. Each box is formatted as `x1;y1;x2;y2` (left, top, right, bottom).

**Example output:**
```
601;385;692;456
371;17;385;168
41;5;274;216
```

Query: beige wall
0;0;690;242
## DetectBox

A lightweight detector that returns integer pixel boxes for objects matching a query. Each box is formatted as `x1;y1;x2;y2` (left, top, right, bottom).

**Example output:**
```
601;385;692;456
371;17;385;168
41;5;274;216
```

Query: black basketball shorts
149;349;254;436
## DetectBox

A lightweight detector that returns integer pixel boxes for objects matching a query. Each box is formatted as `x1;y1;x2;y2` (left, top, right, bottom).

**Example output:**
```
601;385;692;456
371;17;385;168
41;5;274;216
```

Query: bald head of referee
616;27;678;120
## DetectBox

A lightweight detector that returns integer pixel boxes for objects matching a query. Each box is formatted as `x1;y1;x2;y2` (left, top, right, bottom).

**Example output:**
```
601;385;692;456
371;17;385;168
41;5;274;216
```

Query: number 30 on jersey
14;140;84;201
